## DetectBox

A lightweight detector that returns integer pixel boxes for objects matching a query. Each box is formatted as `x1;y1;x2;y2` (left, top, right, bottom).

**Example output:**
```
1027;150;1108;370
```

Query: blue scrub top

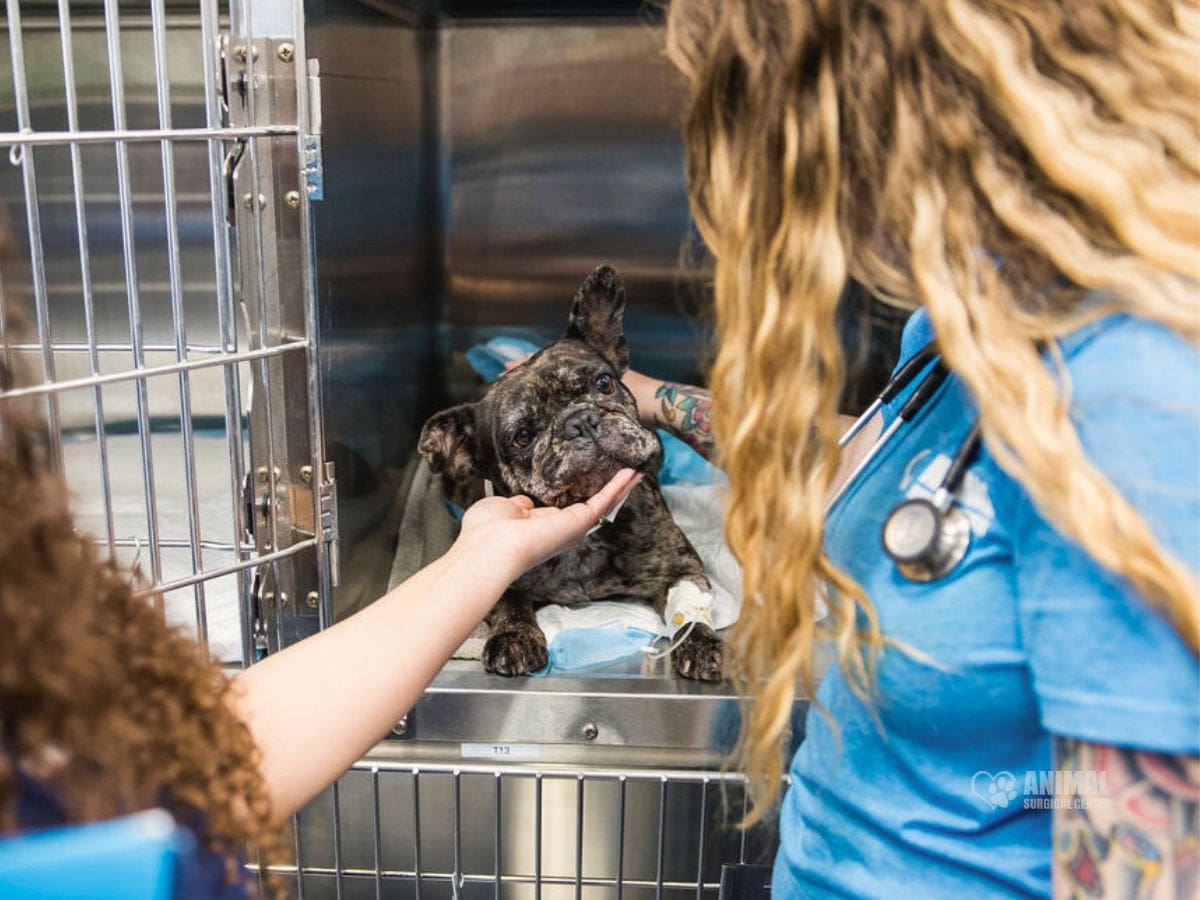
773;308;1200;897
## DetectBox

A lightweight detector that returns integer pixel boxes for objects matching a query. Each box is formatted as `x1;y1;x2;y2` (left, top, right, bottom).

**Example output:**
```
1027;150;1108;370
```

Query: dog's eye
512;427;534;448
593;372;614;394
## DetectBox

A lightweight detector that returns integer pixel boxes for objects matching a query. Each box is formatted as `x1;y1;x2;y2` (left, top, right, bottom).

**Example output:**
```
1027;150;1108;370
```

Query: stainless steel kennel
0;1;907;896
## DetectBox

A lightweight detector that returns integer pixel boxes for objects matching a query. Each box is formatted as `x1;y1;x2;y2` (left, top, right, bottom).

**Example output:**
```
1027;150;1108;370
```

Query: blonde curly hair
666;0;1200;819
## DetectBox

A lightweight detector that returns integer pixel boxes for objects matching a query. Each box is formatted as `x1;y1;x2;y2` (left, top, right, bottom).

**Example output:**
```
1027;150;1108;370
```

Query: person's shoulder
1011;313;1198;756
1051;312;1198;566
1058;312;1198;403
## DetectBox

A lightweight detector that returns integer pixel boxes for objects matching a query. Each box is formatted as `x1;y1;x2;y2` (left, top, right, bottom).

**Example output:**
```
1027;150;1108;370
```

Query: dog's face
419;265;662;507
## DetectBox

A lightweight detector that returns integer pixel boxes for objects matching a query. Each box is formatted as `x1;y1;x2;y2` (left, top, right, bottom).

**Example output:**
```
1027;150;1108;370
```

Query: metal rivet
392;715;409;737
285;190;301;209
582;722;599;741
305;591;319;609
300;464;313;483
233;44;247;62
277;42;295;63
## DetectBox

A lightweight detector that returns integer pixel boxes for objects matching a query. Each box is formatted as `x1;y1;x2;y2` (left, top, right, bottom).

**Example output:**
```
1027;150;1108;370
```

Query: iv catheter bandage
664;580;716;638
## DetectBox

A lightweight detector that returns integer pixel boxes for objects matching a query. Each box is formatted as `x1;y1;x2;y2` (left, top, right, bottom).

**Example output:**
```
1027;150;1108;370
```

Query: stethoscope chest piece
837;342;983;584
881;496;972;583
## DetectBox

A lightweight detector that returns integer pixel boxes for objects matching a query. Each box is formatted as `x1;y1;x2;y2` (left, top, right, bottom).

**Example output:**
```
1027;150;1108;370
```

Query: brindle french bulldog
418;265;723;681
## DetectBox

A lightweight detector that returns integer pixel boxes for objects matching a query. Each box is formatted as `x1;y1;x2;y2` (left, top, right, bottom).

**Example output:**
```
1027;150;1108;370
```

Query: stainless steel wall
440;14;710;388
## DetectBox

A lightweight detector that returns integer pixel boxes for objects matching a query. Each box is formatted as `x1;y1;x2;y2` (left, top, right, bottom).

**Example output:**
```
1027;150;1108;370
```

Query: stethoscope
829;341;983;582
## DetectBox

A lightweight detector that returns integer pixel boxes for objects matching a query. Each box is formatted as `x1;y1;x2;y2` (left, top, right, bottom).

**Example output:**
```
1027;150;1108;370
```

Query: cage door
223;0;335;656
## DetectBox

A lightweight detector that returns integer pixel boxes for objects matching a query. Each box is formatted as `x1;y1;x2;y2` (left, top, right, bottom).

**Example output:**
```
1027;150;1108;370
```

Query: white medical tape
662;580;715;638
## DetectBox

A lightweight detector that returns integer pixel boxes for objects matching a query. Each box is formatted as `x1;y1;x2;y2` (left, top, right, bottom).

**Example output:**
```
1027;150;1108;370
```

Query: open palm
459;469;642;574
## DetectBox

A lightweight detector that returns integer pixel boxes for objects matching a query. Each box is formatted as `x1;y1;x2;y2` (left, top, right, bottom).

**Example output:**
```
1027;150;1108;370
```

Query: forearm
623;369;715;459
231;538;514;819
1053;737;1200;899
623;368;862;467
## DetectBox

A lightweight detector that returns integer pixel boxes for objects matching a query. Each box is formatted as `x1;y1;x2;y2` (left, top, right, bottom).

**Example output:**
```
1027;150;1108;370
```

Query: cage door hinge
318;460;340;587
302;59;324;201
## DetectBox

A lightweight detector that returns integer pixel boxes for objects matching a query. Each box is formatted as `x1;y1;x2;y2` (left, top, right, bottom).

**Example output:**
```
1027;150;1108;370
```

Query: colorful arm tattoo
1053;737;1199;900
655;381;714;459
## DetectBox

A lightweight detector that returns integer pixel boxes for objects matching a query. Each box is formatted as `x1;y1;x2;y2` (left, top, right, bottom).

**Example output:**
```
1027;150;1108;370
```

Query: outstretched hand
457;468;643;578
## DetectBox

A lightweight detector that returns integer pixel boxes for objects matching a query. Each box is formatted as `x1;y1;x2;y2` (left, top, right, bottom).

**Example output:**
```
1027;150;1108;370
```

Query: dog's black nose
563;409;601;442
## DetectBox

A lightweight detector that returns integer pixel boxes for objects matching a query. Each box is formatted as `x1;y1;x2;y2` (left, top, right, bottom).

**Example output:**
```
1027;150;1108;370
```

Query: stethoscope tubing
827;350;946;513
837;341;939;450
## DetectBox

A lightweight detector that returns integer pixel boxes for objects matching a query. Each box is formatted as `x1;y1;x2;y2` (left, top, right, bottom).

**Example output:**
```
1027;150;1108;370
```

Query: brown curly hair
0;329;285;893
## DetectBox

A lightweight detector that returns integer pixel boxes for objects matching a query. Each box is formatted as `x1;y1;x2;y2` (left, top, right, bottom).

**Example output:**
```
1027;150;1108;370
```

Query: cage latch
222;139;246;227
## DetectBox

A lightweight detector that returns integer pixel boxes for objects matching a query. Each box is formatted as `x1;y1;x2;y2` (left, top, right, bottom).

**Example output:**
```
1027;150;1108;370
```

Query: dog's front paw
671;623;724;682
483;625;549;676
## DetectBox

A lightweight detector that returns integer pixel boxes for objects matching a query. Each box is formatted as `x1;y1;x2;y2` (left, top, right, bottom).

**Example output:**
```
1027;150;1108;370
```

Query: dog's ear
418;403;479;482
565;264;629;374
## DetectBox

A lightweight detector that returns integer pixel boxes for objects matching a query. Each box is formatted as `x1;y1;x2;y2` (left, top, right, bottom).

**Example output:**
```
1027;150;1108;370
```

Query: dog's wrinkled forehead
479;340;612;427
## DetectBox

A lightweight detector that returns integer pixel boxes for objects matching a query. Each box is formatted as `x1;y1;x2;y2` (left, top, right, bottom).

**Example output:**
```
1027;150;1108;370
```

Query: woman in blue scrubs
622;1;1200;895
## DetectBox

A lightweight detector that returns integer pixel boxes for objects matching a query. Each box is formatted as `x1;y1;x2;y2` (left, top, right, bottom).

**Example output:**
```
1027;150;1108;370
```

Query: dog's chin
539;448;656;508
541;464;621;508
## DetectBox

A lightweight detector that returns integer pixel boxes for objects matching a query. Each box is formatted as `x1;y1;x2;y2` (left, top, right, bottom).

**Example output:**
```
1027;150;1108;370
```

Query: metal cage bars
0;0;328;664
261;761;779;900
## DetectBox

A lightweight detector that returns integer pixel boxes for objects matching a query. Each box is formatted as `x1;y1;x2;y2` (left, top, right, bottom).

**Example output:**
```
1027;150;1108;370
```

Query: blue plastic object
0;809;191;900
530;626;659;675
465;336;542;382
